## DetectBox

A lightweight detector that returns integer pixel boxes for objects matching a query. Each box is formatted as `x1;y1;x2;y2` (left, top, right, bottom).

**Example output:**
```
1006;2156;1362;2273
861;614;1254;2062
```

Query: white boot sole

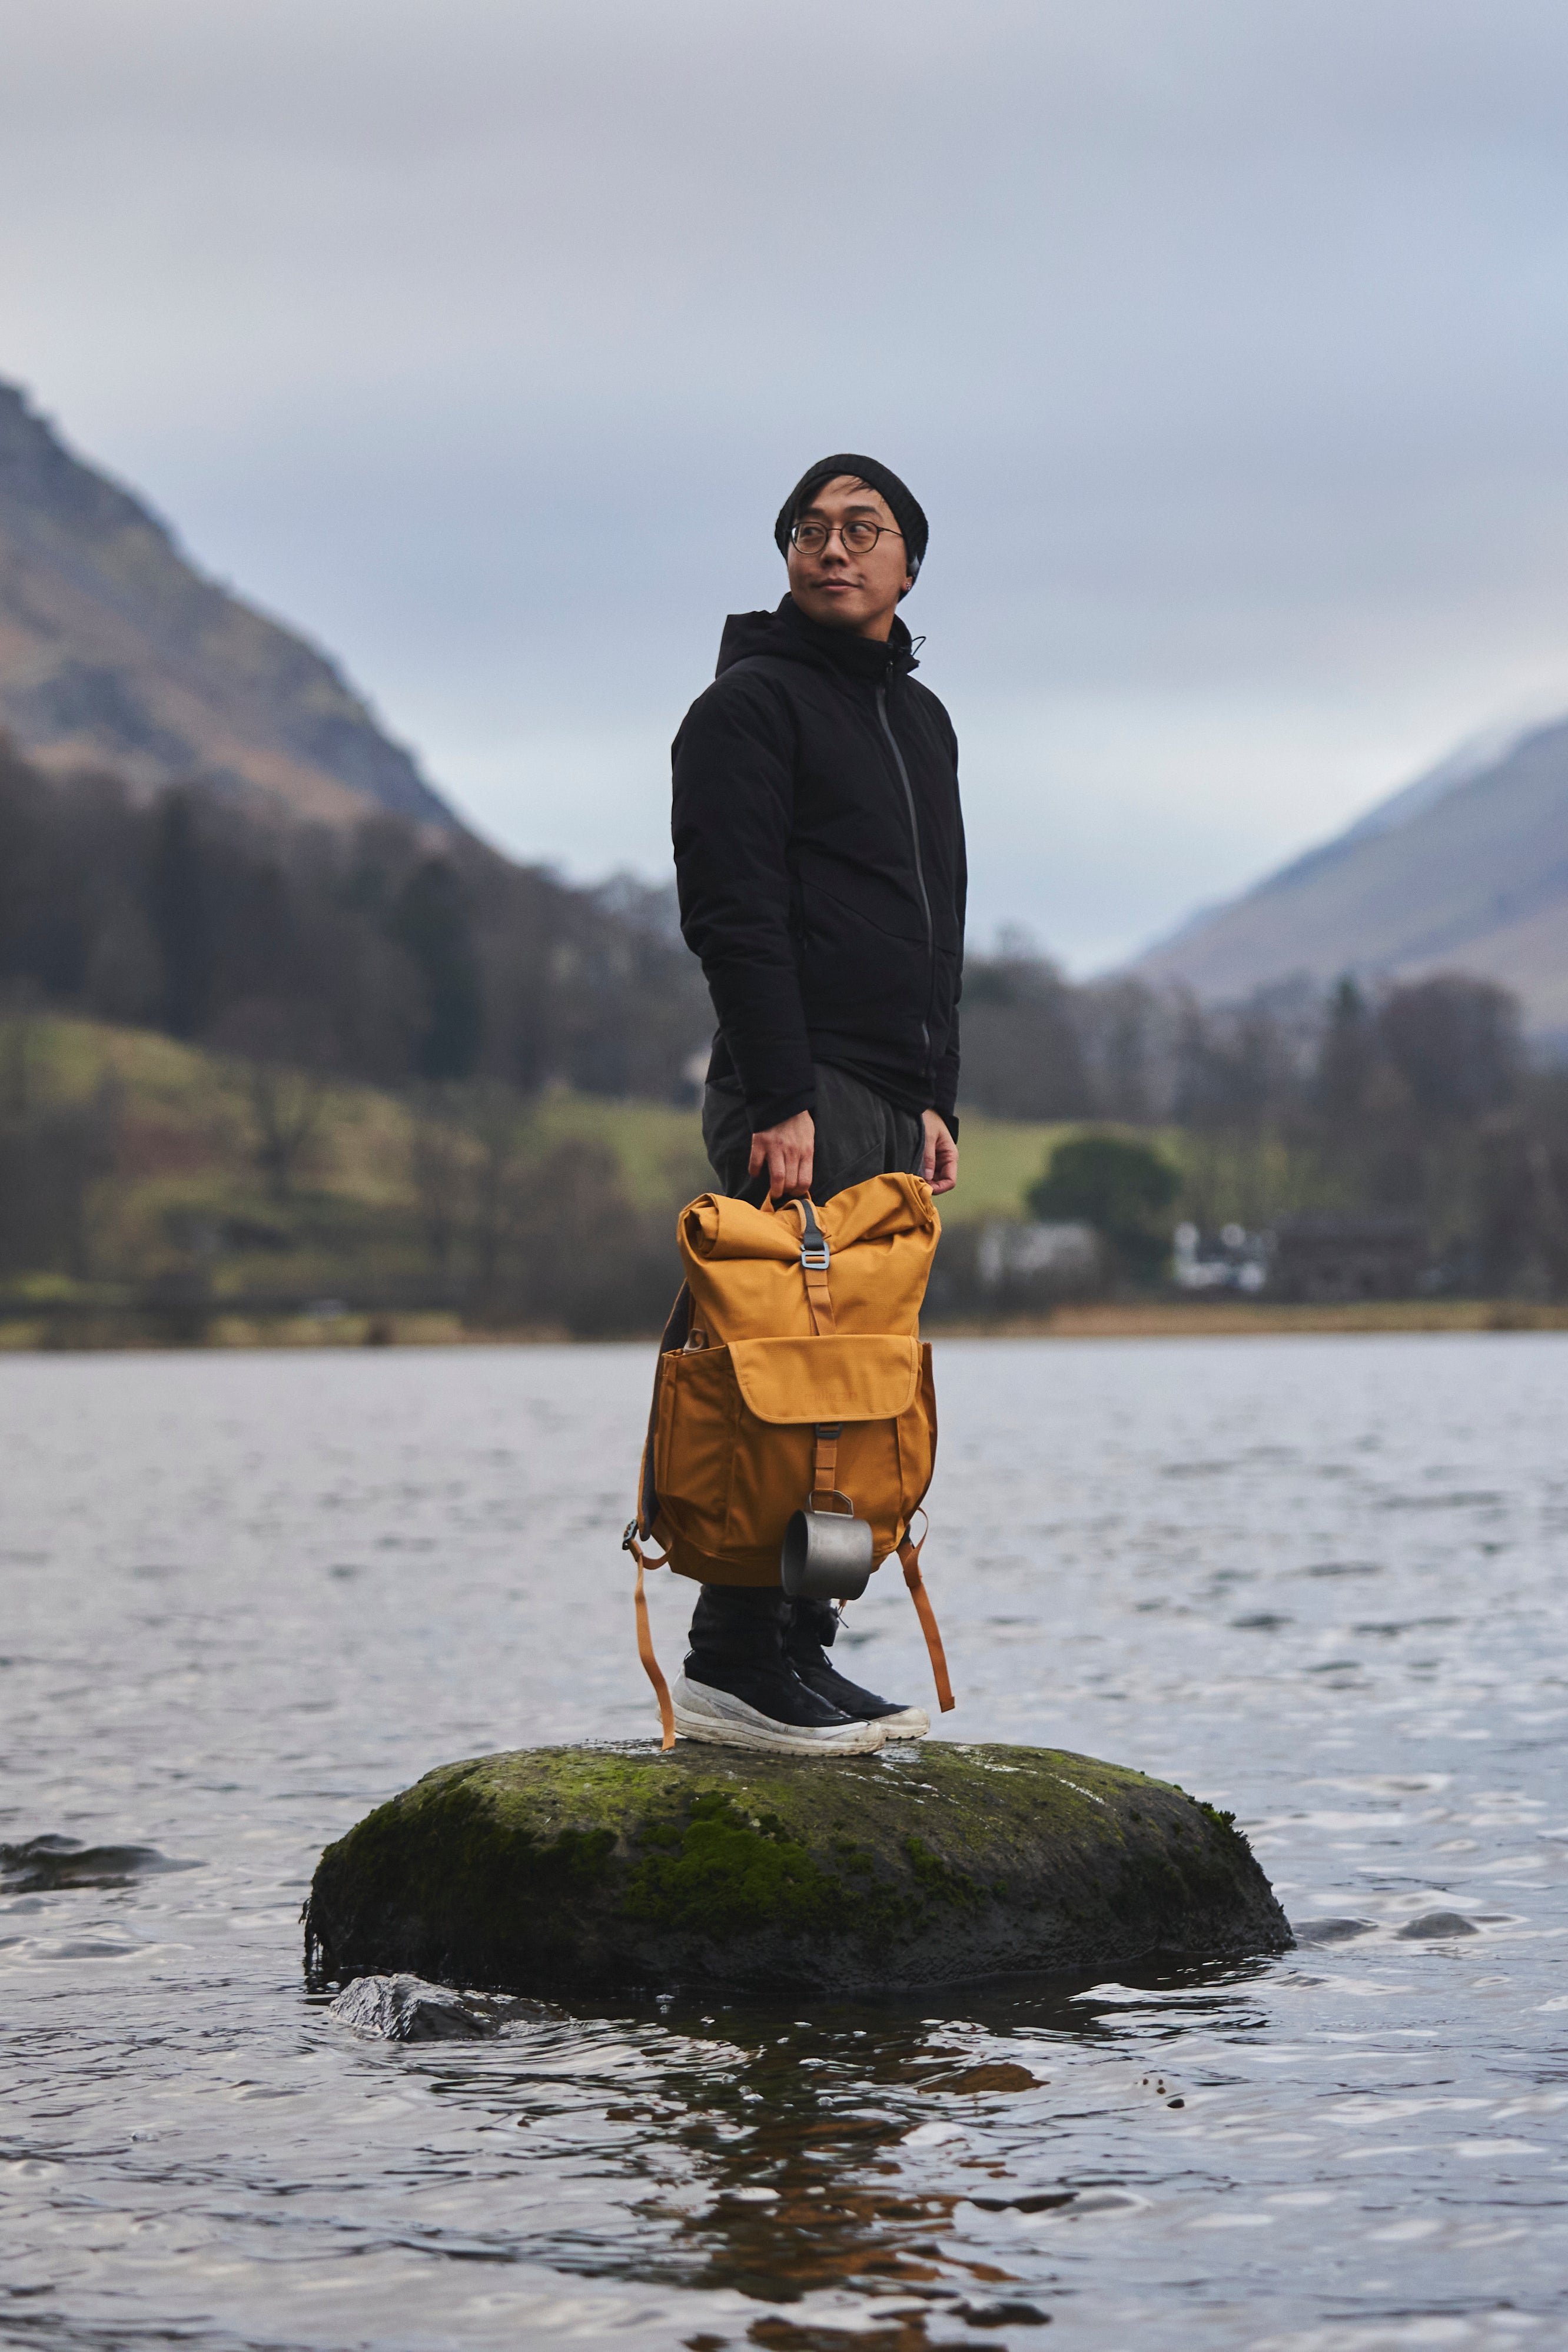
874;1707;930;1739
671;1675;888;1756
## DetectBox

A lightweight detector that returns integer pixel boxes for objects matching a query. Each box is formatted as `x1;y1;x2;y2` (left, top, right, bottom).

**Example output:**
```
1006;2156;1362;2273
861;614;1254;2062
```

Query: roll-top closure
682;1172;937;1265
677;1172;941;1350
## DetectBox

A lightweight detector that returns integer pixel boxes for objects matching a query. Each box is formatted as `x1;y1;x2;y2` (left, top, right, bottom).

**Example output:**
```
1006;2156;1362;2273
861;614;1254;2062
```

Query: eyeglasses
789;517;904;556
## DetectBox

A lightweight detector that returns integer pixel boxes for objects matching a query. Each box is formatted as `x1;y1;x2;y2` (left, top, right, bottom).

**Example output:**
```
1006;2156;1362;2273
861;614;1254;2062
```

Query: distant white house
976;1220;1104;1298
1171;1221;1269;1293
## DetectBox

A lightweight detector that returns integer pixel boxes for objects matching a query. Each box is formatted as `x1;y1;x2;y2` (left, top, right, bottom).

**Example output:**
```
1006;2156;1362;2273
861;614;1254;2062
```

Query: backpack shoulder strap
623;1283;690;1753
898;1514;955;1714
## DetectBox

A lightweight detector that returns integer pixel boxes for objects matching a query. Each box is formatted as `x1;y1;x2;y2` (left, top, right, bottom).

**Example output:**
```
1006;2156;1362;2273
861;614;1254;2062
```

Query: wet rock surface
1291;1915;1377;1944
304;1741;1290;1995
1396;1909;1479;1939
327;1973;501;2039
1;1836;200;1893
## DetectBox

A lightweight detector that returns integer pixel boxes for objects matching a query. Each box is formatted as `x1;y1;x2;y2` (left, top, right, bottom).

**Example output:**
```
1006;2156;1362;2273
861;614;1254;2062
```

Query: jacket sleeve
672;675;816;1131
932;733;966;1132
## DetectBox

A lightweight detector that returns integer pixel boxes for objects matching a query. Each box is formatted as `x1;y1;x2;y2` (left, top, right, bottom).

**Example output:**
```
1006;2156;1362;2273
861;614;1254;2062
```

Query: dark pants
688;1066;925;1626
701;1062;926;1205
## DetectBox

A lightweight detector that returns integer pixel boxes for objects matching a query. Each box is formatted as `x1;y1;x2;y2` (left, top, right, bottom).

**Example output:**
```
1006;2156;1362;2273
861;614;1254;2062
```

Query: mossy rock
304;1742;1290;1994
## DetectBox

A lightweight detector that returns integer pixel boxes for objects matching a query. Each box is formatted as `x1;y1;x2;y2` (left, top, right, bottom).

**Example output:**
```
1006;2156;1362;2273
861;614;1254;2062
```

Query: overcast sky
4;0;1568;969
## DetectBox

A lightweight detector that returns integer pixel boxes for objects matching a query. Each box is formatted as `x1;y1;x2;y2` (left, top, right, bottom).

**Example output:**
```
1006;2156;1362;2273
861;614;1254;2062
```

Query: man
667;452;966;1753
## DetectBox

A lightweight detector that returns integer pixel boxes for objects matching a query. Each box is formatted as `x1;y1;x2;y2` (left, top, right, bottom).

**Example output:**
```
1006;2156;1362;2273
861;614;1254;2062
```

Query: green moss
305;1739;1291;1992
829;1838;882;1885
416;1776;613;1889
624;1792;856;1938
903;1835;986;1911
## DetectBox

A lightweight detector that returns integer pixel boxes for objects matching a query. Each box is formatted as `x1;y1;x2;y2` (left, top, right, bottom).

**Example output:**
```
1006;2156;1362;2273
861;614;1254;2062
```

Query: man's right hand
748;1109;815;1200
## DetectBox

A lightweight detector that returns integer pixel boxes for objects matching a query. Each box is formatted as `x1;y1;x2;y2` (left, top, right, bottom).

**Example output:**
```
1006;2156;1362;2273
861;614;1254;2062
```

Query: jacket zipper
876;683;936;1079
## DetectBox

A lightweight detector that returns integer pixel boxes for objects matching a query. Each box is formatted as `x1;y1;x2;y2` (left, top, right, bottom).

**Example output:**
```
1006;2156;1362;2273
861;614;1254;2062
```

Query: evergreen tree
145;791;213;1038
1028;1131;1180;1283
387;859;485;1081
1314;975;1375;1128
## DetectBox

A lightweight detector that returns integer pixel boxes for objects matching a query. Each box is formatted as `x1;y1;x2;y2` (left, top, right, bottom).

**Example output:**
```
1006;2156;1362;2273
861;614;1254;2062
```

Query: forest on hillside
5;736;1568;1321
0;738;706;1097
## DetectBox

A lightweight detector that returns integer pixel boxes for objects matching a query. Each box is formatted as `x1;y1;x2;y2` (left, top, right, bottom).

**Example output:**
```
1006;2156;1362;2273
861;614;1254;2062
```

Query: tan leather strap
898;1524;955;1714
812;1422;841;1497
624;1524;675;1750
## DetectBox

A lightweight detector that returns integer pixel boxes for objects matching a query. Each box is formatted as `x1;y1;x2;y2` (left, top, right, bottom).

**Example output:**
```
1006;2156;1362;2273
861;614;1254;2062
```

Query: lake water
3;1333;1566;2352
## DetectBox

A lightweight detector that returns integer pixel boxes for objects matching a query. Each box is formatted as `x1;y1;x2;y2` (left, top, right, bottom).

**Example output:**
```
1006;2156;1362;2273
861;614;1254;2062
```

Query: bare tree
0;985;41;1118
211;998;332;1203
459;1082;537;1291
407;1090;471;1278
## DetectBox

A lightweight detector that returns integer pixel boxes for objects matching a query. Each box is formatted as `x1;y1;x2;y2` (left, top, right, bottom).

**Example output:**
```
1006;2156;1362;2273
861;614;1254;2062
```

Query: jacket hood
715;596;919;684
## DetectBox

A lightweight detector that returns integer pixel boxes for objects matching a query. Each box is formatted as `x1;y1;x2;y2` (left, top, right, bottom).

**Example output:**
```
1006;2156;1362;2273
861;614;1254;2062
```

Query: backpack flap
726;1333;922;1425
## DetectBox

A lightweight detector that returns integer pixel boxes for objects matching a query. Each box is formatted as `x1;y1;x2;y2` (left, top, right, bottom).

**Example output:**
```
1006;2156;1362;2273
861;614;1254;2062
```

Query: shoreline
4;1296;1567;1351
934;1297;1568;1338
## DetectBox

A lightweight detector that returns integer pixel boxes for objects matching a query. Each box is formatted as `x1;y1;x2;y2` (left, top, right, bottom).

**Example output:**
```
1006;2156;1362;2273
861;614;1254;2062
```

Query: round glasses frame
789;517;905;556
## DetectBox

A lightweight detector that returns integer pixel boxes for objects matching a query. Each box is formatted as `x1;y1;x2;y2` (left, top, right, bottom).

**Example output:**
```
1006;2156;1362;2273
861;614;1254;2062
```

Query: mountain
0;380;459;830
1130;718;1568;1035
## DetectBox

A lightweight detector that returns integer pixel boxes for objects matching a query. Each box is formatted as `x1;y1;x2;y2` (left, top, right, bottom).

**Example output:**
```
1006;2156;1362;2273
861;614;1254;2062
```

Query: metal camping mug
780;1498;874;1602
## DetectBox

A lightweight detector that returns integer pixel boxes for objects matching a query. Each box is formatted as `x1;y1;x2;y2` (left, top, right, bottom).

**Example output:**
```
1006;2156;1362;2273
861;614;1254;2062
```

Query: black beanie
774;453;929;582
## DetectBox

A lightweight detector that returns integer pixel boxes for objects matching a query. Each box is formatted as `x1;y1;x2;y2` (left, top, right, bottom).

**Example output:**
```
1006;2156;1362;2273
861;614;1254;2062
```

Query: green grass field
6;1012;1522;1348
5;1012;1072;1291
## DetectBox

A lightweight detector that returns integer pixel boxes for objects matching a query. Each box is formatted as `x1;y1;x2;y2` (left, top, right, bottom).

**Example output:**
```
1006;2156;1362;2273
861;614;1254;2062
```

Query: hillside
0;1010;1075;1345
2;1010;1064;1235
1131;718;1568;1036
0;380;458;829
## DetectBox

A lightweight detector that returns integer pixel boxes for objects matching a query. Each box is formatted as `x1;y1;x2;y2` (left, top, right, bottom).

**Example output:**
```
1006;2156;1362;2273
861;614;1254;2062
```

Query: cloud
4;0;1568;965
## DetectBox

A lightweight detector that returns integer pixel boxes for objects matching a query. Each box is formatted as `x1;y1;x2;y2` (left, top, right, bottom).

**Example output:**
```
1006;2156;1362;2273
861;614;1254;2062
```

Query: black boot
673;1587;888;1754
783;1597;930;1740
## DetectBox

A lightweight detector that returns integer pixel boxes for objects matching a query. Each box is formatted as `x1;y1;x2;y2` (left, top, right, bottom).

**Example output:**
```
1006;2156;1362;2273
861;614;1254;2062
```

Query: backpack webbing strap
623;1522;675;1750
796;1198;837;1336
898;1522;955;1713
798;1199;839;1502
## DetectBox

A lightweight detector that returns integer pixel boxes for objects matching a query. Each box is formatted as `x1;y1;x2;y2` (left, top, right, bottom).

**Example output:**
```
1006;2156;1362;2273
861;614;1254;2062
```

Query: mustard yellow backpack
624;1171;953;1746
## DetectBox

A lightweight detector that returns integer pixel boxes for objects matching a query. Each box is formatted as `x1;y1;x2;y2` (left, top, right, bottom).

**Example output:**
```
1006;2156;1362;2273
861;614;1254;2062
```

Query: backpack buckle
798;1199;830;1272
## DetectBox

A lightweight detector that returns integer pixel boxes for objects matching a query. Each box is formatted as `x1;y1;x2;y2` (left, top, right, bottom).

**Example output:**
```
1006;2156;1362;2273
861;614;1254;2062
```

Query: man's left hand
922;1111;958;1195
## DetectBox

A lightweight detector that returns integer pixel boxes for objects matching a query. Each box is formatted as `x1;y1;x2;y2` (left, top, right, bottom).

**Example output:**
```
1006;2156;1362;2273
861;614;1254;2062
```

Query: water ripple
2;1333;1566;2349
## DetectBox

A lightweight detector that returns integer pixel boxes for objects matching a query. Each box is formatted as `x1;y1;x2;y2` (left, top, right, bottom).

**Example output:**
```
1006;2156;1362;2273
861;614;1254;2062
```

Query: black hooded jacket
672;597;966;1134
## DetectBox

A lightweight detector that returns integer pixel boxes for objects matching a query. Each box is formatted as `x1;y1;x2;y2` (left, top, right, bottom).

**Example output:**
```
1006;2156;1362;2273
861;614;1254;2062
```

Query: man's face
785;475;913;642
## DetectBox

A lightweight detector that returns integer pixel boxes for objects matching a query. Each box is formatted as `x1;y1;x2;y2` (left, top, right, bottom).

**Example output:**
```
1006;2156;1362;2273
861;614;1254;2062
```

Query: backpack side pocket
893;1342;938;1540
652;1344;740;1558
